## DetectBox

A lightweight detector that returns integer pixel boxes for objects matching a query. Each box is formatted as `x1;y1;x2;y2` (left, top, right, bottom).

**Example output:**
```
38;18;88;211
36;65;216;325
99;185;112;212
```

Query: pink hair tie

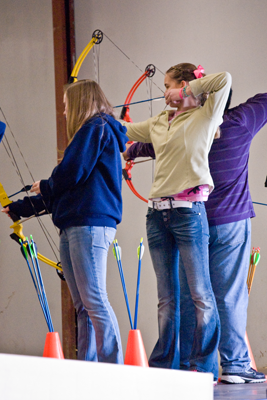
194;65;205;79
179;88;183;99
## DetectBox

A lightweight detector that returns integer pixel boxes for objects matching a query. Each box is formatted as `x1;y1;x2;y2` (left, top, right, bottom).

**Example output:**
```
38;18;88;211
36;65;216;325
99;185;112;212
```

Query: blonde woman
3;80;128;363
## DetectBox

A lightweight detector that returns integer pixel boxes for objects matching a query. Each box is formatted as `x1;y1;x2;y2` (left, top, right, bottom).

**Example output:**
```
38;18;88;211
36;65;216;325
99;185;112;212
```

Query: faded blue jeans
180;219;251;376
60;226;123;364
146;202;220;372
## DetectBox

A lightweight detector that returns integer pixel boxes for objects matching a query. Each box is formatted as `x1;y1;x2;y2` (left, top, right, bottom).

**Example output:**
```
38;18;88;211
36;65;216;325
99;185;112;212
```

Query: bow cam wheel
145;64;156;78
92;29;103;44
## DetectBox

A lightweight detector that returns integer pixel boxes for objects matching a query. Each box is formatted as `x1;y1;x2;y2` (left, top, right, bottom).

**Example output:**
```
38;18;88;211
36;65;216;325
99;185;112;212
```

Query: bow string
121;65;158;203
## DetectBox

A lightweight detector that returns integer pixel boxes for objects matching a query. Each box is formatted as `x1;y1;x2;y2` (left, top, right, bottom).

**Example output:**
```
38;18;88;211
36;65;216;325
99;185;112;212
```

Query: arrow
114;96;164;109
112;239;133;329
134;238;144;329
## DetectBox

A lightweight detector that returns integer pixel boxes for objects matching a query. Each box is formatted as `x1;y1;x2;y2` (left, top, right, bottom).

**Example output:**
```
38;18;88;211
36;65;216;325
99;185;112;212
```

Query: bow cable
103;32;164;95
0;107;60;264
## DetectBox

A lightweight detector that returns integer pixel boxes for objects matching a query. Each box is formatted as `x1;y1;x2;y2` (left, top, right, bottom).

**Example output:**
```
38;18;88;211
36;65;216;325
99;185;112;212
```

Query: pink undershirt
150;110;210;203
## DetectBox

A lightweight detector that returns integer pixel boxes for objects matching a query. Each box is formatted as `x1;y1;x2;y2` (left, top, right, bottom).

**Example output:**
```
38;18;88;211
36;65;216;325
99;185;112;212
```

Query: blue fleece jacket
9;114;128;230
0;121;6;143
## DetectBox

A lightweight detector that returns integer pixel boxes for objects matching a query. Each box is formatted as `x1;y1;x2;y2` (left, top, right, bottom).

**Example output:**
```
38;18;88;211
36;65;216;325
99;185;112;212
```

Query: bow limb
0;181;63;272
120;64;156;122
37;253;62;272
0;181;26;242
121;65;156;202
68;29;103;83
122;161;148;203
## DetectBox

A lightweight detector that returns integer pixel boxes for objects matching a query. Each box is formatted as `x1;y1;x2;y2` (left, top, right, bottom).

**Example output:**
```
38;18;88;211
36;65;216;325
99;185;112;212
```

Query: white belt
148;199;192;210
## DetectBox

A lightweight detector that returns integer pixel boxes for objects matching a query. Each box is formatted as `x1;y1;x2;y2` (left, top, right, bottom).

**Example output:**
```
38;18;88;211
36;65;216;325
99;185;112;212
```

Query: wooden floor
214;382;267;400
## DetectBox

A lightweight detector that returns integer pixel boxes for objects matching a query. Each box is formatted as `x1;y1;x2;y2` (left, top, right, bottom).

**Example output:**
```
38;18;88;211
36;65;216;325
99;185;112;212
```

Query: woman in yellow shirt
123;63;231;379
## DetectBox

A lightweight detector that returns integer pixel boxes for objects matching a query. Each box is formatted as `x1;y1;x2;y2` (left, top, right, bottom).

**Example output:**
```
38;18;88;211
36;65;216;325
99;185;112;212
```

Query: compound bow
121;64;156;203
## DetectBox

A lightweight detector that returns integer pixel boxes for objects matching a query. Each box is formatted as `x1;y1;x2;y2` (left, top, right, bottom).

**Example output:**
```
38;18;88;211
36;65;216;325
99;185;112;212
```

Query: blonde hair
64;79;115;143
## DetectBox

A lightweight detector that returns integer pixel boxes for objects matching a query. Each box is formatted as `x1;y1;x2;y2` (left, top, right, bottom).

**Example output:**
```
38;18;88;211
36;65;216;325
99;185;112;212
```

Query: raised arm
190;71;232;124
228;93;267;137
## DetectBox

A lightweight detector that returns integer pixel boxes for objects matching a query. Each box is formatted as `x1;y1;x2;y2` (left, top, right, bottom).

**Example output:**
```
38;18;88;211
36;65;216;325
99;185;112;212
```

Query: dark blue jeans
180;219;251;376
146;202;220;373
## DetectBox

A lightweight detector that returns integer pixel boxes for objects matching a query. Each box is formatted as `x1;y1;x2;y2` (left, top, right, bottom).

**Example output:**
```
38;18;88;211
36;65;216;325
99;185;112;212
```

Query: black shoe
221;368;266;384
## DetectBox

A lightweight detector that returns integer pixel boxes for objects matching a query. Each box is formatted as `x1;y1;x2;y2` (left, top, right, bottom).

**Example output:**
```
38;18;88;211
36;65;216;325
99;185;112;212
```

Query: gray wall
0;0;61;356
0;0;267;372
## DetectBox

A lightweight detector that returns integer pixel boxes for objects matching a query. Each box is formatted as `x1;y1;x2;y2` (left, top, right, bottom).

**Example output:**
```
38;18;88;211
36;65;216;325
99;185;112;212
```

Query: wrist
179;86;191;99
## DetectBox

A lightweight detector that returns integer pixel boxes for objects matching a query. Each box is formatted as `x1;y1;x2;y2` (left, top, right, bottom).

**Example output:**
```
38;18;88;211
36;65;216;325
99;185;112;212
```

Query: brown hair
166;63;207;105
64;79;115;143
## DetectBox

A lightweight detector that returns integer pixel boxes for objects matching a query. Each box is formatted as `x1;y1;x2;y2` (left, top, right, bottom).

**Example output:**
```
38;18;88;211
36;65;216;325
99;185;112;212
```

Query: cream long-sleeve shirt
124;72;232;199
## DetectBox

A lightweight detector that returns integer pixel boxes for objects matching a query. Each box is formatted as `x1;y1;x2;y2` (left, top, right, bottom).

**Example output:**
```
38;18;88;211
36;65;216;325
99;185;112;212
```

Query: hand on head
164;63;204;109
165;89;182;106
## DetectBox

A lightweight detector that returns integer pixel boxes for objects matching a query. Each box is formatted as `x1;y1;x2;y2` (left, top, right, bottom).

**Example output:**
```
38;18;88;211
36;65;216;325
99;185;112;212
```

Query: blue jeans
146;202;220;372
180;219;251;375
60;226;123;364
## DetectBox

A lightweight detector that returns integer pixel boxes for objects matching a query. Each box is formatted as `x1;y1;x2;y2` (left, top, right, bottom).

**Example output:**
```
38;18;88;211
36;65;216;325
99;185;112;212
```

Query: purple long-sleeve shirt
127;93;267;226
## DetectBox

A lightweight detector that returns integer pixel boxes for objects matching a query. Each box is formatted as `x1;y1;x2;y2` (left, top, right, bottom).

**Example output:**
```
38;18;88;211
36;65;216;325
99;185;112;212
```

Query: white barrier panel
0;353;213;400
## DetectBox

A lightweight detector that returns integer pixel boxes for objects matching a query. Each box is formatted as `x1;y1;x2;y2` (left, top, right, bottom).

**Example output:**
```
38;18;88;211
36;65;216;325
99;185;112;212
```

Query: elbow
223;71;232;88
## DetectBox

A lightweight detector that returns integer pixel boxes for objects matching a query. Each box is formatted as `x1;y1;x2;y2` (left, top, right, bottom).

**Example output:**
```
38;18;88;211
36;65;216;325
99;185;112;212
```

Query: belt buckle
158;201;166;210
159;200;171;210
154;201;164;210
156;201;162;210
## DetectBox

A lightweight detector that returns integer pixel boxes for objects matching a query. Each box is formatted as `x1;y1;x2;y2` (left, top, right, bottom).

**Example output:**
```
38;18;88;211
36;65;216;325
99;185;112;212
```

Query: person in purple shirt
124;91;267;384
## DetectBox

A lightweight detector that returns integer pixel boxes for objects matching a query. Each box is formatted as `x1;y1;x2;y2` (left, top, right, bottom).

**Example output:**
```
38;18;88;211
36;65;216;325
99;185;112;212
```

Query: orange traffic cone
43;332;64;359
124;329;149;367
245;331;257;370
